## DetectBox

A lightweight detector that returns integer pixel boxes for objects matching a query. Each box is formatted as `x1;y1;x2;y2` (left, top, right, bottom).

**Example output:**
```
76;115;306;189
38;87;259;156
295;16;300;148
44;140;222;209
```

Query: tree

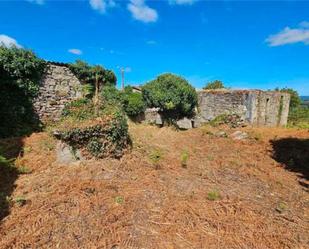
69;60;117;115
142;73;197;118
203;80;225;90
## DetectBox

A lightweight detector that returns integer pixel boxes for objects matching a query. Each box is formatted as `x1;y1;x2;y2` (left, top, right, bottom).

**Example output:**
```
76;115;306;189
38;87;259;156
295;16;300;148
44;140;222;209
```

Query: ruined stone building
197;89;290;127
33;63;290;127
33;62;82;120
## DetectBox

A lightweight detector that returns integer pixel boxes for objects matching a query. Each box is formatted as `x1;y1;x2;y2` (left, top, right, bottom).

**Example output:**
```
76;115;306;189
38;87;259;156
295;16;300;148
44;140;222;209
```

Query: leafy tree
0;46;46;97
275;87;301;109
69;60;116;87
69;60;117;115
142;73;197;118
203;80;225;90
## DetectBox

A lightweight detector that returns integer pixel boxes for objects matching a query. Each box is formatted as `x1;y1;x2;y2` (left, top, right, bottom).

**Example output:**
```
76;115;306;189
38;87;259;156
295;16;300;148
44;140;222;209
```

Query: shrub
207;190;221;201
203;80;225;90
288;107;309;129
123;92;146;117
180;150;189;168
55;103;130;159
101;85;124;105
0;47;45;138
0;46;46;97
142;73;197;119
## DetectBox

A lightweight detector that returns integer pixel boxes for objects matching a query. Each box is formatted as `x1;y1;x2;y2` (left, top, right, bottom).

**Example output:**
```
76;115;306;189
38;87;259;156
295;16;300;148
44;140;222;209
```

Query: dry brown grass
0;124;308;249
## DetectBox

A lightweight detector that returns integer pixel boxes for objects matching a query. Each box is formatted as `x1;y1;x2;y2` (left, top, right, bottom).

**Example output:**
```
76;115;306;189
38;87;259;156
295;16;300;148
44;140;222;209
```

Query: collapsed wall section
197;89;290;127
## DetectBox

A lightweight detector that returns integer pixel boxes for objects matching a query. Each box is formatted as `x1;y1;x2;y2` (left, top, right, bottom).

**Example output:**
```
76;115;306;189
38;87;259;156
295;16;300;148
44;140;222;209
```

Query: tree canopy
142;73;197;118
69;60;116;87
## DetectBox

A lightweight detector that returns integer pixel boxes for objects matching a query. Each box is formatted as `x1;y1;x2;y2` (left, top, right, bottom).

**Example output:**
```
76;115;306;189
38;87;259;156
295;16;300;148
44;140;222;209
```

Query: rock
56;141;84;164
193;116;205;128
155;113;163;125
176;117;193;130
215;131;227;138
230;131;248;140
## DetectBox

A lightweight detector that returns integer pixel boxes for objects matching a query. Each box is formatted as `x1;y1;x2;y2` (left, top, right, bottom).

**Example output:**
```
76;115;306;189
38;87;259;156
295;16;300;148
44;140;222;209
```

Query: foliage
275;87;301;109
288;107;309;129
0;83;41;138
69;60;116;89
207;190;221;201
0;47;44;138
101;85;124;105
123;92;146;117
142;73;197;118
203;80;225;90
180;150;189;168
61;98;93;120
101;85;146;117
0;46;46;97
56;102;130;159
149;149;163;169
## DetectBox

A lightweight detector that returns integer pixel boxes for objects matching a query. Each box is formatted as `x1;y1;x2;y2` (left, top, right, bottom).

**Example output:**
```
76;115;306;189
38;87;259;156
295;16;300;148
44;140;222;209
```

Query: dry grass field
0;123;308;249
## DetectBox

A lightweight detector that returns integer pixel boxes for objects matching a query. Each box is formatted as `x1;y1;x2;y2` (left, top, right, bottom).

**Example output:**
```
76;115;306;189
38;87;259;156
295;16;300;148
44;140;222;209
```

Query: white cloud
169;0;196;5
27;0;45;5
0;34;22;48
266;22;309;47
68;48;82;55
89;0;115;14
127;0;158;23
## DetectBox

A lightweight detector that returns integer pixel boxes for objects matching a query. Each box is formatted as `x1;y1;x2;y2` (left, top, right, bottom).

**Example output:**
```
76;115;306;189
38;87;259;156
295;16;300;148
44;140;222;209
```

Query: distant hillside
300;96;309;107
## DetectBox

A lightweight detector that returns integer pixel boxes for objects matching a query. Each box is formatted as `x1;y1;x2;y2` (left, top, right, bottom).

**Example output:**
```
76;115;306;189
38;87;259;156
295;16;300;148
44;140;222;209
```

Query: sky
0;0;308;95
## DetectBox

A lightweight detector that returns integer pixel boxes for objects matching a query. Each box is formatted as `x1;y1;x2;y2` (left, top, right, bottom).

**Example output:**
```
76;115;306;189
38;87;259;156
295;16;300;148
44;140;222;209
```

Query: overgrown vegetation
56;100;130;159
203;80;225;90
142;73;197;119
0;46;45;138
101;85;146;118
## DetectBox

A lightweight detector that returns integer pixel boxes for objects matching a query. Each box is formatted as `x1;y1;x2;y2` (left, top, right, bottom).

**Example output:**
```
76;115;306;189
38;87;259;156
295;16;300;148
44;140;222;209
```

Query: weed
180;150;189;168
276;202;288;213
149;149;163;169
115;196;124;204
14;196;27;207
207;190;221;201
23;146;32;154
17;166;31;174
39;137;55;151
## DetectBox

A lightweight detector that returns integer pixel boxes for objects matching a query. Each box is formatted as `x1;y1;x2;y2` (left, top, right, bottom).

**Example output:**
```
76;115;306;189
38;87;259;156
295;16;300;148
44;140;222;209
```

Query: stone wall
33;63;82;121
197;90;290;127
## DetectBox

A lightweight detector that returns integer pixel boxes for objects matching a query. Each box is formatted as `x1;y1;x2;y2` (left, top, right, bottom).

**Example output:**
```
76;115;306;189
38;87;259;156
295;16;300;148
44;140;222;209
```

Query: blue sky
0;0;308;95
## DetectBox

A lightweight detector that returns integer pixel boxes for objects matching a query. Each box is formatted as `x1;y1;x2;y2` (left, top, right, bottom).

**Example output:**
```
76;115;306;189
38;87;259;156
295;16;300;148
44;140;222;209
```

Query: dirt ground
0;124;308;249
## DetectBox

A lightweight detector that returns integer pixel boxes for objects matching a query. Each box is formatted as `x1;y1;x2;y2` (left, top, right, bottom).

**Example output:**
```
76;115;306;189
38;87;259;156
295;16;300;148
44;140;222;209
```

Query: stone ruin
33;62;82;121
33;63;290;128
144;89;290;128
196;89;290;127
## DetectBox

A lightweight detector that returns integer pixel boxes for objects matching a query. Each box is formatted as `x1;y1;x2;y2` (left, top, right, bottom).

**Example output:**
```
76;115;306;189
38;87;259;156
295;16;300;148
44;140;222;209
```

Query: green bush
288;107;309;129
0;47;45;138
0;46;46;97
55;102;130;159
101;85;124;105
123;92;146;117
203;80;225;90
142;73;197;118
